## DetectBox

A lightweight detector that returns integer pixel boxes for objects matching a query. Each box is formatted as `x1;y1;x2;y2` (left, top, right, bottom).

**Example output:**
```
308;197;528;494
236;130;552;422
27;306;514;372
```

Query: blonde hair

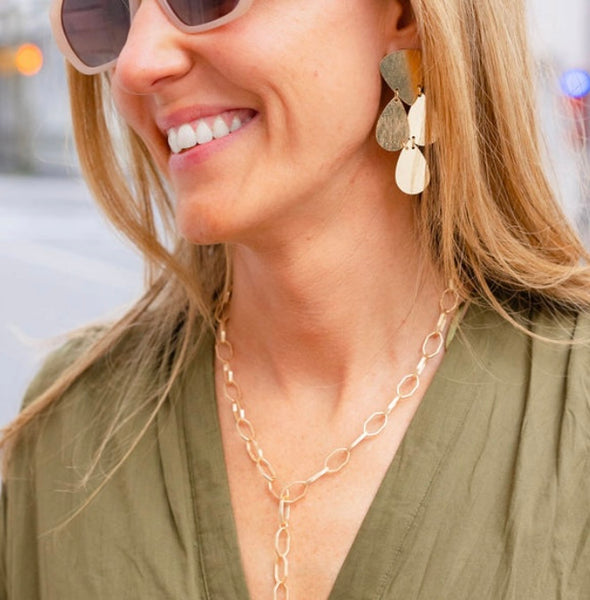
3;0;590;479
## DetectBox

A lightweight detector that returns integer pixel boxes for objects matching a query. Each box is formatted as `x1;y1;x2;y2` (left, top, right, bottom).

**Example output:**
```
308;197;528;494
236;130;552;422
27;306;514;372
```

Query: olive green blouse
1;304;589;599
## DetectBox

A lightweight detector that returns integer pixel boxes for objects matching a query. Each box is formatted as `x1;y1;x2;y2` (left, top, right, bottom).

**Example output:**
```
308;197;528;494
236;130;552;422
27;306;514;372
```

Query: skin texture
111;2;447;598
112;0;411;247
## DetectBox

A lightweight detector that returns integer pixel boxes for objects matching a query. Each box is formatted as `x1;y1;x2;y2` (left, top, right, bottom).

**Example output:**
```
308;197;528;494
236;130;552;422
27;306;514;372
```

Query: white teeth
212;116;230;139
195;120;214;145
167;112;252;154
168;129;181;154
230;116;242;132
177;124;197;150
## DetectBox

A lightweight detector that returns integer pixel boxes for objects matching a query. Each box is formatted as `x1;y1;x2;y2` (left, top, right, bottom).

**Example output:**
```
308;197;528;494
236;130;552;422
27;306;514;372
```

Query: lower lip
168;114;258;172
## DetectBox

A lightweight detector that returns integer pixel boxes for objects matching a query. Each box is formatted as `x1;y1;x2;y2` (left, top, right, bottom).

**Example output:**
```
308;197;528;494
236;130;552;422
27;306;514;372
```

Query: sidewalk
0;174;143;425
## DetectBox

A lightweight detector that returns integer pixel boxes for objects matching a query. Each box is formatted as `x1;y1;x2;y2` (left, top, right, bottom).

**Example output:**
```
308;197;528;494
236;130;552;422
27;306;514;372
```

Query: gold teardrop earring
376;49;431;195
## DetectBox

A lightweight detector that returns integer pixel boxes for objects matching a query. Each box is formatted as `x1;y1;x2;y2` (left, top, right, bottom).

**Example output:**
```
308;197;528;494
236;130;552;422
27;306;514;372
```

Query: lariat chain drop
215;288;459;600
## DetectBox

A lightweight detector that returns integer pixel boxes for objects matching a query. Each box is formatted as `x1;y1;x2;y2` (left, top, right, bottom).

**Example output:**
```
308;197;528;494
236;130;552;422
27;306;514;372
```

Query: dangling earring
376;49;430;195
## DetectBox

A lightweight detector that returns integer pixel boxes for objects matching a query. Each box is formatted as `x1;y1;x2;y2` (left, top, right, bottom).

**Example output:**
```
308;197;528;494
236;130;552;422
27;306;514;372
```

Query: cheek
111;88;169;170
110;83;136;129
261;51;384;164
253;16;385;137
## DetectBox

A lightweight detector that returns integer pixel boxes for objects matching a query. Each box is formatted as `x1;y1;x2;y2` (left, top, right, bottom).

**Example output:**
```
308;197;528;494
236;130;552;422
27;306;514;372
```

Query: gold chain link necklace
215;287;459;600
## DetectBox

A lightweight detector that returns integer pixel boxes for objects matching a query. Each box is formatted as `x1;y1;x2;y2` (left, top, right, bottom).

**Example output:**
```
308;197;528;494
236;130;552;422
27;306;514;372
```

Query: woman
1;0;589;598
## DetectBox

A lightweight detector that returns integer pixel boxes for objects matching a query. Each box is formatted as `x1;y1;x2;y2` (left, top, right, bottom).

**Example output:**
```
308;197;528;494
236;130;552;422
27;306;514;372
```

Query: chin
176;213;225;247
175;198;246;246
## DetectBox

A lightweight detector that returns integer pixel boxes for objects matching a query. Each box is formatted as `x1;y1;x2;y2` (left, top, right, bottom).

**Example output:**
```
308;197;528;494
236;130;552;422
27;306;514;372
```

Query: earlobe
384;0;421;53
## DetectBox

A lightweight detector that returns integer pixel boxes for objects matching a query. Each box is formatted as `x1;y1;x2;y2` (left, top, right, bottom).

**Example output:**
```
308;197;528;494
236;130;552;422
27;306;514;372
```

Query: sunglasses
50;0;254;75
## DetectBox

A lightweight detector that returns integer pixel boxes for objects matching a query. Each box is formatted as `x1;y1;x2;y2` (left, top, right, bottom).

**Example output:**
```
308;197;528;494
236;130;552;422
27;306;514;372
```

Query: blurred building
0;0;74;174
529;0;589;68
528;0;590;231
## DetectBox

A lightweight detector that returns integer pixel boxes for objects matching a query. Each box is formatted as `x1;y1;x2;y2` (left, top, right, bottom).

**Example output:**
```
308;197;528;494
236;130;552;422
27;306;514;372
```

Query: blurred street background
1;0;589;425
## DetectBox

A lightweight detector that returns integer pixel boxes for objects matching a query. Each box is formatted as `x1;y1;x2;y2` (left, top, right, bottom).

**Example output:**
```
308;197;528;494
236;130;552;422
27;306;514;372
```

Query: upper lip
156;105;253;133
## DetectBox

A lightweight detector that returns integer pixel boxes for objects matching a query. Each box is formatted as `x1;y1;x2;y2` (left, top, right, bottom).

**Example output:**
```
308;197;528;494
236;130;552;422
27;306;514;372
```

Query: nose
112;0;193;94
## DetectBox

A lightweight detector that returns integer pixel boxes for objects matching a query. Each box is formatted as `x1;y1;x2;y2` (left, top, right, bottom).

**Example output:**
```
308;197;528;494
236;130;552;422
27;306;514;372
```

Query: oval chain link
216;287;459;600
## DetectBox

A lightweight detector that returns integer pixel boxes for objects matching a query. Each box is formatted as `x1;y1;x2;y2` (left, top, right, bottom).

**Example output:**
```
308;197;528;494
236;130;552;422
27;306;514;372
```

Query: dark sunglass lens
167;0;240;27
62;0;130;68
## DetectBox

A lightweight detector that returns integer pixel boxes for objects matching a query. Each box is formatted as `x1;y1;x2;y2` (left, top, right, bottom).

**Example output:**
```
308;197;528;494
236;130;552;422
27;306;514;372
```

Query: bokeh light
560;69;590;99
14;43;43;76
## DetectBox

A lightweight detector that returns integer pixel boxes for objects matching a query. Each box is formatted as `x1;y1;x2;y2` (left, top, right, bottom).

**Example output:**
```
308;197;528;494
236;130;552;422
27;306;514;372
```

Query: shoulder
13;317;214;463
3;319;213;519
554;310;590;425
20;315;187;413
15;323;148;450
9;321;165;477
21;326;105;410
461;301;590;459
529;308;590;400
9;326;139;476
457;301;590;372
454;303;590;440
454;305;590;574
1;321;214;598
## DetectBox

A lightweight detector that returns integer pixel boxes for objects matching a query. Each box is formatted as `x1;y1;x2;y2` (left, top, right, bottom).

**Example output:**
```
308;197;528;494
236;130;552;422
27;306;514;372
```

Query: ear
384;0;421;53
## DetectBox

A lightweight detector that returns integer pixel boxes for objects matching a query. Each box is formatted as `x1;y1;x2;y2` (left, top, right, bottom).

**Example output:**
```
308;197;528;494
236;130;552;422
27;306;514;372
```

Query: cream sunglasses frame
50;0;254;75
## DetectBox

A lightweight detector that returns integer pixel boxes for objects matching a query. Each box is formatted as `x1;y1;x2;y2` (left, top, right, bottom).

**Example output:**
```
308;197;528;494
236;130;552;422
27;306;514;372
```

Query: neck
224;184;445;397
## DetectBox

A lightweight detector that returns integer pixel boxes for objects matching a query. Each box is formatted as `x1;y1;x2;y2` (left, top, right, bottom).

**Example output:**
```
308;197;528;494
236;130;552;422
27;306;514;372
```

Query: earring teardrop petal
407;93;427;147
376;98;410;152
395;144;430;195
379;50;423;105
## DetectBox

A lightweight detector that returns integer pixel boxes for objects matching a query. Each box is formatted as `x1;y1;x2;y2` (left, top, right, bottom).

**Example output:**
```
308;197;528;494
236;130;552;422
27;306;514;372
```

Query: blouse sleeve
558;312;590;592
0;330;103;599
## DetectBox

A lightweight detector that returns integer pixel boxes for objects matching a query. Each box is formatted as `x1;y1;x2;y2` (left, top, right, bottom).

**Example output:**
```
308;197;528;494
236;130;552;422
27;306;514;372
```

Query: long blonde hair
3;0;590;476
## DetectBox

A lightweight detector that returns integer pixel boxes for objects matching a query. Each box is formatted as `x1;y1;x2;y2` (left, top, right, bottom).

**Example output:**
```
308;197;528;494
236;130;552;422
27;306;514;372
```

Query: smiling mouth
167;109;256;154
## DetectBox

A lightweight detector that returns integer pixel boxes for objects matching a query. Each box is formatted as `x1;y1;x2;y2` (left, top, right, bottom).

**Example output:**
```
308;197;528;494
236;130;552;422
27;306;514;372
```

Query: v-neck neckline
179;305;477;600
